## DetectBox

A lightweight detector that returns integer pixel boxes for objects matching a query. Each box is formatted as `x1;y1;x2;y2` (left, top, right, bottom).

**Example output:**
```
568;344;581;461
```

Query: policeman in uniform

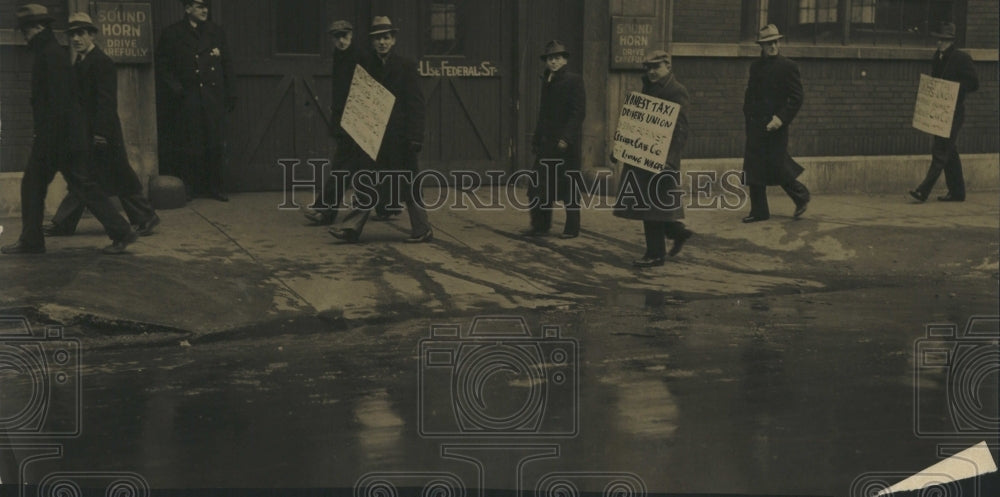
155;0;236;201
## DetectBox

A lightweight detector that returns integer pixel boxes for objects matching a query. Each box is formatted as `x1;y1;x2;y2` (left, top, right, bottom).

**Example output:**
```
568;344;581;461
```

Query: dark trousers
312;135;363;221
18;152;132;247
916;133;965;199
643;221;687;258
336;197;430;238
529;205;581;236
748;180;810;219
335;175;430;238
50;191;156;232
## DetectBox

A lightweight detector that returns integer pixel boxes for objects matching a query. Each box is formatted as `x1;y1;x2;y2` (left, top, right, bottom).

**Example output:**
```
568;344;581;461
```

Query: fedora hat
931;22;956;39
66;12;98;33
181;0;210;7
15;4;54;29
539;40;570;60
369;16;399;36
328;19;353;35
642;49;671;65
756;24;784;43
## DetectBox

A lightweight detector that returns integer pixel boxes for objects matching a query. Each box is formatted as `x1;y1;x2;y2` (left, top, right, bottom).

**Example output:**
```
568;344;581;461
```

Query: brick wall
965;1;999;49
672;0;743;44
674;56;999;159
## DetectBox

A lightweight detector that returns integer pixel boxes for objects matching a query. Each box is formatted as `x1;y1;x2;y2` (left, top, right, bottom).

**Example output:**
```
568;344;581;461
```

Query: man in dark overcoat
524;40;586;238
3;5;136;255
328;17;432;243
613;50;694;267
741;24;810;223
43;13;159;238
302;19;366;225
155;0;236;201
909;22;979;203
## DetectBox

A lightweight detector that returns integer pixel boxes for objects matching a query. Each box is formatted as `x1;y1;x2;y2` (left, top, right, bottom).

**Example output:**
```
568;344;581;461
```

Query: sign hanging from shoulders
341;64;395;161
612;91;681;173
912;74;959;138
94;2;153;64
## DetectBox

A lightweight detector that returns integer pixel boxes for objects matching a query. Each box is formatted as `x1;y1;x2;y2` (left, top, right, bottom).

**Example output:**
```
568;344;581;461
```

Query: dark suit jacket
532;68;586;160
69;46;142;195
363;51;425;169
742;53;805;186
932;45;979;130
28;28;72;168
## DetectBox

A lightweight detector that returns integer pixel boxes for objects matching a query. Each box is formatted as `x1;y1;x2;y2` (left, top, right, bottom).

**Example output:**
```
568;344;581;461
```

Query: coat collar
542;67;567;83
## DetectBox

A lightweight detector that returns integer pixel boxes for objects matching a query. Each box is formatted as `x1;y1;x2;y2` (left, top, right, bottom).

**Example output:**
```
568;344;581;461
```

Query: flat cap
328;20;353;34
642;50;671;65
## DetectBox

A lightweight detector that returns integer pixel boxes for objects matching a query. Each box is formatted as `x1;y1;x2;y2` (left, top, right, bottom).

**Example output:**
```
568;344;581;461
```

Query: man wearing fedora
302;20;366;226
524;40;586;239
41;13;160;240
909;22;979;203
3;5;137;255
741;24;810;223
329;16;432;243
155;0;236;202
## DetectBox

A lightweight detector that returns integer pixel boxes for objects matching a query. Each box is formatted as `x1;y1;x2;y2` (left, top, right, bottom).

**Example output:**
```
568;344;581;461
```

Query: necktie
75;53;83;65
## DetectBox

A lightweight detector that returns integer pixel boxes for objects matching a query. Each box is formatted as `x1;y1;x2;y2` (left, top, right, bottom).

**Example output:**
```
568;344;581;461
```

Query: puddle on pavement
1;288;997;494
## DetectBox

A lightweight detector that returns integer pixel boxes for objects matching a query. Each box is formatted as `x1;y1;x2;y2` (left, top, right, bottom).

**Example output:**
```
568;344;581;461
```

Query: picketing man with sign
328;16;433;244
611;50;693;268
42;13;161;241
741;24;810;224
3;5;139;255
908;22;979;203
301;19;364;226
523;40;586;239
155;0;236;202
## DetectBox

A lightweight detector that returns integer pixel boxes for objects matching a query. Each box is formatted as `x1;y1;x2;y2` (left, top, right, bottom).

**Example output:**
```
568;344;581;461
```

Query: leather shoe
908;190;928;202
328;227;360;243
742;215;769;223
2;241;45;254
558;232;579;239
632;256;665;268
793;201;808;219
210;191;229;202
135;215;161;236
404;228;434;243
668;229;693;257
521;228;548;237
102;231;138;255
42;224;75;237
937;194;965;202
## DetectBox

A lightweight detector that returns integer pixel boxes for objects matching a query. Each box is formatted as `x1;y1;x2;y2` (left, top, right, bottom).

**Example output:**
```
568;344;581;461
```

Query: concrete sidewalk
1;188;997;337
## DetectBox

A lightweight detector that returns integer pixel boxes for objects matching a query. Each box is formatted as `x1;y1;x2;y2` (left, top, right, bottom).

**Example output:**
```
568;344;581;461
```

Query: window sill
671;42;999;61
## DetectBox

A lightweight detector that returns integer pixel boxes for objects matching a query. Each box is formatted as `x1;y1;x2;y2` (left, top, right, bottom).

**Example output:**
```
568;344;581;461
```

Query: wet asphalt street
1;192;999;496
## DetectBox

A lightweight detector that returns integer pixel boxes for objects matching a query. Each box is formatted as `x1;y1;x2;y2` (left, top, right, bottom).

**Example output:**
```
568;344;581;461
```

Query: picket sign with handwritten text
341;65;395;160
612;91;681;173
912;74;959;138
